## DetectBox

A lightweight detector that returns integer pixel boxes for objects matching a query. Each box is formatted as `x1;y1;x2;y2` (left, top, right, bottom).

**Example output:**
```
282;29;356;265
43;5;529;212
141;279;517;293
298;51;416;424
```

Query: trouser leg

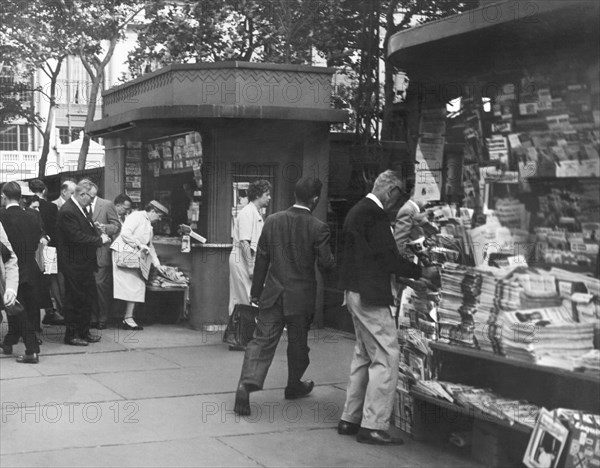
93;265;112;323
18;283;40;355
284;314;310;386
239;301;285;390
63;272;97;339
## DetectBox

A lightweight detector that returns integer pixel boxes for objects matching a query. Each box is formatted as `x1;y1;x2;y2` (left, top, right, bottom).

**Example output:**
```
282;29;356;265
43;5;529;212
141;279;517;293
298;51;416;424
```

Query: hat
149;200;169;215
15;181;34;197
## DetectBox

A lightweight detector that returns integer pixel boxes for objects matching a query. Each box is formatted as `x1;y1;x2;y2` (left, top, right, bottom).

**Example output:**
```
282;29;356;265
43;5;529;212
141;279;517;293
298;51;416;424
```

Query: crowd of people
0;177;168;363
1;169;438;446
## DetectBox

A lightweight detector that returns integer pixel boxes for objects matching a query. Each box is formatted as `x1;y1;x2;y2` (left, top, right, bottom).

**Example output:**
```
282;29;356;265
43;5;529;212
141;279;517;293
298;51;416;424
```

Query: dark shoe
122;319;143;331
338;420;361;435
1;343;13;355
356;428;404;445
234;384;251;416
80;334;101;343
284;380;314;400
42;312;65;326
228;345;246;351
64;337;89;346
16;353;39;364
97;322;107;330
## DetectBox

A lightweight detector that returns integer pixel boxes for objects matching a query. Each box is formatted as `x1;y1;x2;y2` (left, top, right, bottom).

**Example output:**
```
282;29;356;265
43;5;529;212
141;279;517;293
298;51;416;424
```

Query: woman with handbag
111;201;169;330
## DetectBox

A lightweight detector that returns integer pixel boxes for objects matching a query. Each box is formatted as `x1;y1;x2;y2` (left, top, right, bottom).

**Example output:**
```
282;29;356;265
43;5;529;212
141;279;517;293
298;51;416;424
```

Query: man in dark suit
0;181;45;363
83;180;120;329
29;179;65;326
56;180;110;346
336;170;438;445
234;177;335;415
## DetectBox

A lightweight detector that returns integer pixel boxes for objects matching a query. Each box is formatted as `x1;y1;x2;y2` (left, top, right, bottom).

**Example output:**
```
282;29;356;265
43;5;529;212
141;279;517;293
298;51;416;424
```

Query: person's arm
58;209;103;247
0;222;18;306
315;223;336;274
103;202;121;237
372;215;421;279
250;220;271;302
119;212;143;248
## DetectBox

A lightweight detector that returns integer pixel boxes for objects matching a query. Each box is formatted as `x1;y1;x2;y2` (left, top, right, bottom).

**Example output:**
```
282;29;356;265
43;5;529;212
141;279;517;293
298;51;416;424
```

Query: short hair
114;194;132;205
61;180;76;191
372;170;403;194
28;195;41;206
2;181;21;200
75;179;94;195
247;180;271;202
29;179;46;194
294;177;323;205
78;178;98;190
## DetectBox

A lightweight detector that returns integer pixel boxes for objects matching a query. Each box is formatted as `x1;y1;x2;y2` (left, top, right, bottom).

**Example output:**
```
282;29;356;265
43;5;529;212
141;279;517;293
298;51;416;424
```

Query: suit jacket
38;198;59;247
0;206;44;286
251;207;335;317
0;221;19;295
56;198;103;275
339;197;421;306
91;197;120;267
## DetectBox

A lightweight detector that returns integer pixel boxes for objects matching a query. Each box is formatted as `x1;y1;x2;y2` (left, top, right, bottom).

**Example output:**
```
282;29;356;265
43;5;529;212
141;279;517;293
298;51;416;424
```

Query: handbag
5;299;24;317
114;247;142;269
223;304;258;349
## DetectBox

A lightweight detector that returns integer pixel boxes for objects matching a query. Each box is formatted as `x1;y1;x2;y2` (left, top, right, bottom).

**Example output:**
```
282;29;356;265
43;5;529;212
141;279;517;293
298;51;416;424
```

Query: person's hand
3;288;17;307
100;233;111;244
250;297;260;308
40;236;49;246
95;221;106;234
139;244;151;254
421;265;440;286
156;264;168;275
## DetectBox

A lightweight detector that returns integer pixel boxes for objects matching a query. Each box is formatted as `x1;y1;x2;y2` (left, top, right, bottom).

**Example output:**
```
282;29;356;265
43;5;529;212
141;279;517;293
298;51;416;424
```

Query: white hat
15;181;34;197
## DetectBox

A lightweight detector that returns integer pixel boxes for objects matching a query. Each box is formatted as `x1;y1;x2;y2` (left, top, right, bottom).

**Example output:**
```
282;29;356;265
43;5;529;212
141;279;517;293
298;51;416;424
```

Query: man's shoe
42;312;65;326
284;380;314;400
16;353;39;364
81;334;101;343
1;343;13;355
97;322;107;330
338;420;361;435
356;428;404;445
64;337;89;346
234;384;251;416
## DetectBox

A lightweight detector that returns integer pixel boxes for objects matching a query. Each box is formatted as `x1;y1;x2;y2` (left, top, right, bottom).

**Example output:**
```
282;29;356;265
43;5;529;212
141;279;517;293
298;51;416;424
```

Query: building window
0;125;31;151
19;126;30;151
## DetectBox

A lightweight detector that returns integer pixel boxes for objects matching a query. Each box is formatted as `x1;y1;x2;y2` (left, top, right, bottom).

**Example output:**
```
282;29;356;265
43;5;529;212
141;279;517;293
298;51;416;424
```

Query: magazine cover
524;408;570;468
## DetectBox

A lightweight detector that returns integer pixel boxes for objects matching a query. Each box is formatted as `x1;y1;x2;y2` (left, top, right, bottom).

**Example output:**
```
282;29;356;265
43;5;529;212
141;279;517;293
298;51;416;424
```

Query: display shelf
410;390;533;434
430;342;600;384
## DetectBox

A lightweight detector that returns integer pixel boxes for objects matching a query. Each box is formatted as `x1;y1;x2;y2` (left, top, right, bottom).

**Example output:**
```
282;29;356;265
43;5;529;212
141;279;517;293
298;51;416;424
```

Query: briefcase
223;304;258;349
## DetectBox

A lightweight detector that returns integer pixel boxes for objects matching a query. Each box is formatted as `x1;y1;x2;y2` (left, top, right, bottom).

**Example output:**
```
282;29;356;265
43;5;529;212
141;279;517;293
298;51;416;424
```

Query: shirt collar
292;204;311;212
72;196;88;217
6;202;20;209
366;193;384;210
90;197;98;212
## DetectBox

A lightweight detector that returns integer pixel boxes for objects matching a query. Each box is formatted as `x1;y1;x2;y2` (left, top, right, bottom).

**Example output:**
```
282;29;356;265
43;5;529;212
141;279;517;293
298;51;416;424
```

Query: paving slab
34;350;179;376
0;374;123;408
0;358;44;380
218;427;482;468
1;386;346;456
0;437;261;468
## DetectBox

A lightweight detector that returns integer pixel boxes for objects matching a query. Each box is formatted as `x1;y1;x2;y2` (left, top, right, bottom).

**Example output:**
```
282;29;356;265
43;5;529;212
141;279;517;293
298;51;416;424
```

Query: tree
63;1;146;170
0;1;78;177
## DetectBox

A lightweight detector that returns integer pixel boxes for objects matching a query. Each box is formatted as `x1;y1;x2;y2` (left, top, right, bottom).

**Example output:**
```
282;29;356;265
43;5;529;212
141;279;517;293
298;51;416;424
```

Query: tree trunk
37;60;63;177
77;73;101;171
380;56;396;142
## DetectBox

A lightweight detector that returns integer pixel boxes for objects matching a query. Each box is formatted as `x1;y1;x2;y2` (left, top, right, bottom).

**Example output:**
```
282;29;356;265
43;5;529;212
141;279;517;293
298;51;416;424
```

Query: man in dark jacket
29;179;65;326
337;170;438;445
234;177;335;415
56;180;110;346
0;181;45;363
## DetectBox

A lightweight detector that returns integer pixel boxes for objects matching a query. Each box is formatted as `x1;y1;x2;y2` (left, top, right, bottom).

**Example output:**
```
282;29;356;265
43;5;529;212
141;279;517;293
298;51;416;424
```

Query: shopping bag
223;304;258;349
42;246;57;274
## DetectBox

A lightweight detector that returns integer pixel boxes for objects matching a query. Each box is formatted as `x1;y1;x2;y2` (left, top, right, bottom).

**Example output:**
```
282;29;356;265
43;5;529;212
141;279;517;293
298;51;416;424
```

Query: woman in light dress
229;180;271;315
111;201;169;330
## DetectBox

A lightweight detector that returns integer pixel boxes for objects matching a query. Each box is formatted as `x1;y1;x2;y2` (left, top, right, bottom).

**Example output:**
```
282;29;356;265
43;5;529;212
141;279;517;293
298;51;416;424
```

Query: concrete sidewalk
0;321;482;467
